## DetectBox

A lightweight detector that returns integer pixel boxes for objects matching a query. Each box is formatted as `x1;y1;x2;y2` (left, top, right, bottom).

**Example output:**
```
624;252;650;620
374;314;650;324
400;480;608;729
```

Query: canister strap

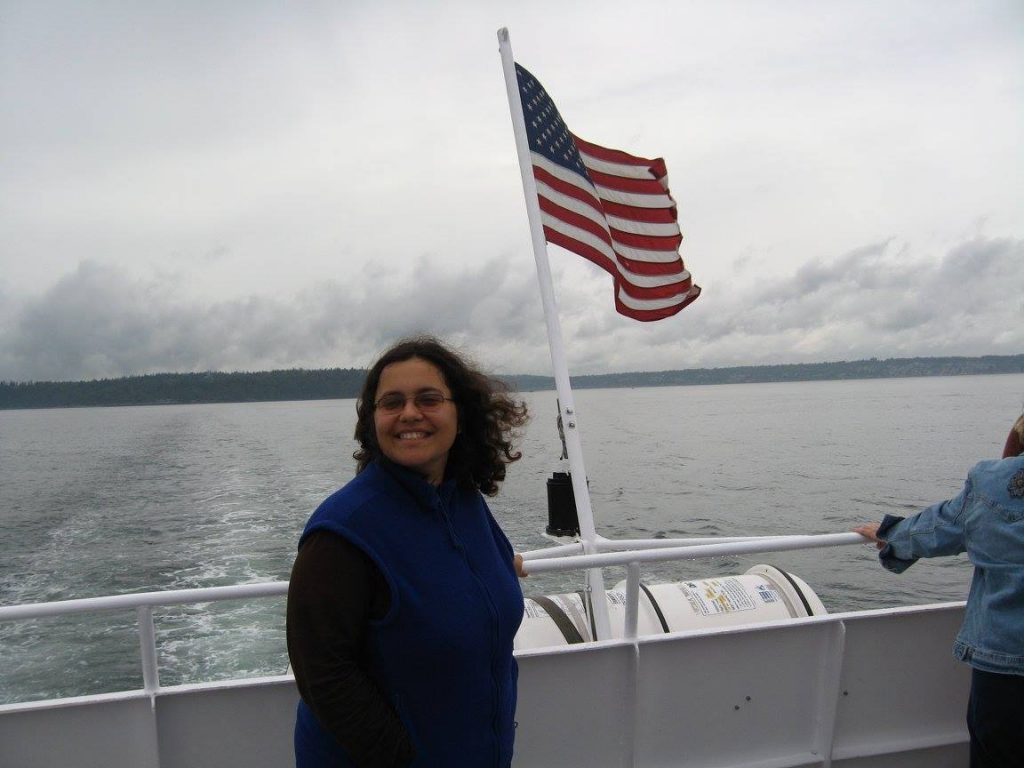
639;583;670;633
529;596;585;644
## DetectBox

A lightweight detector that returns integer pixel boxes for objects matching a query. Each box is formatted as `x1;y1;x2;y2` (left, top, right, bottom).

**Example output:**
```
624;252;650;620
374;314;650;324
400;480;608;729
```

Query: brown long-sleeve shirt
287;530;415;767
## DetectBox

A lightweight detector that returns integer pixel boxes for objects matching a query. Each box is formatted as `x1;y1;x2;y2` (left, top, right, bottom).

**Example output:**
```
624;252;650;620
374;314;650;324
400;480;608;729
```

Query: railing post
137;605;160;694
623;561;642;768
817;620;847;767
624;562;641;640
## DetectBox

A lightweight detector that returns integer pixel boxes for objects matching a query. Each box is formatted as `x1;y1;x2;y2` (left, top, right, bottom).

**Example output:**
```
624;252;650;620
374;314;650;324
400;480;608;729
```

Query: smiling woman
371;358;459;485
287;336;529;767
353;337;530;496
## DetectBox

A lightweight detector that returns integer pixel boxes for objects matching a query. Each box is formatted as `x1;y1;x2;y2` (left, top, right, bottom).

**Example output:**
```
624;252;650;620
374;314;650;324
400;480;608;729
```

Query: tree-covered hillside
1;355;1022;410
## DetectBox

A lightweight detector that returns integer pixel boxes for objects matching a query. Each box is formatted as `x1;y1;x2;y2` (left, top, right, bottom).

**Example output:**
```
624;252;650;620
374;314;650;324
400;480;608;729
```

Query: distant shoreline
1;354;1022;410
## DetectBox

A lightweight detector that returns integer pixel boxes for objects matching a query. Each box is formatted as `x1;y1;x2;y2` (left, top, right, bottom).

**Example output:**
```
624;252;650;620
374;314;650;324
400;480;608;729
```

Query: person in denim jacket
854;413;1024;768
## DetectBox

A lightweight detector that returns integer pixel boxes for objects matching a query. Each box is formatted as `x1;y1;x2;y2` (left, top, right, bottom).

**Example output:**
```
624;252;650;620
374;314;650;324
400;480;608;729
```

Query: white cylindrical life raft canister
513;564;826;651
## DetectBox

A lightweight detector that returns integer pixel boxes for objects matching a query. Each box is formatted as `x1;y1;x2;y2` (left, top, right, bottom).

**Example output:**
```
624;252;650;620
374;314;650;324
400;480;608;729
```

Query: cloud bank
1;235;1020;384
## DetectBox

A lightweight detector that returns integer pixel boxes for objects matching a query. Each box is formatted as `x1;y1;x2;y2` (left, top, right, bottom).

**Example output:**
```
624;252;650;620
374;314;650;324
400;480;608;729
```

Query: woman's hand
514;554;528;578
853;523;886;550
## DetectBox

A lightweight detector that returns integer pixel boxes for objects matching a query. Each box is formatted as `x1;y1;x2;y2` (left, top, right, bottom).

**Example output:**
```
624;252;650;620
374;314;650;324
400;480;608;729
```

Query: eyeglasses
374;391;454;414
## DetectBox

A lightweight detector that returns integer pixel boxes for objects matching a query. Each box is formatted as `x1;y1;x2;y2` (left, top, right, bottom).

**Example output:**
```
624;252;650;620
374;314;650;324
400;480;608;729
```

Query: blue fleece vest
295;460;523;767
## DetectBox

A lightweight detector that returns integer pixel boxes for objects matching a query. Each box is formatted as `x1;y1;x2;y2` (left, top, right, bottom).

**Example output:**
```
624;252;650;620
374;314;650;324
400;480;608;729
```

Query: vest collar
376;458;458;509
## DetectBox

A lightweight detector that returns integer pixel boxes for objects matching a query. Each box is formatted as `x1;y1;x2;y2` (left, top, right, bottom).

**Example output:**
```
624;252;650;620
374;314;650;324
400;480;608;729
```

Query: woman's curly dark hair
353;336;529;496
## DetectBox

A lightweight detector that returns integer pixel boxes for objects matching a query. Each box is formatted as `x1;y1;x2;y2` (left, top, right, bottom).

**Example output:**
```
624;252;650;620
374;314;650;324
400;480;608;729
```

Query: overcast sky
2;0;1021;382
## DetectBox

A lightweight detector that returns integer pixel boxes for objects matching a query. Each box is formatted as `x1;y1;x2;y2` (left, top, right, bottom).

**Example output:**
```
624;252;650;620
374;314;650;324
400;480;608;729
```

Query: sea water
1;373;1022;704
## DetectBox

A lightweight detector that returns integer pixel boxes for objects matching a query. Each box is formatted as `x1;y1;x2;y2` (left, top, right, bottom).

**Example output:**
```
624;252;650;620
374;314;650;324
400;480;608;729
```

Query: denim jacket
877;456;1024;676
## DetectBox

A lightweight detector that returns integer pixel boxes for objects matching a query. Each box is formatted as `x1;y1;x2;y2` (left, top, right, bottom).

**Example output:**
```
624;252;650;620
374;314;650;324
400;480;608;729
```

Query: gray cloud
0;235;1020;384
2;2;1021;387
0;255;549;382
717;236;1020;341
549;235;1024;372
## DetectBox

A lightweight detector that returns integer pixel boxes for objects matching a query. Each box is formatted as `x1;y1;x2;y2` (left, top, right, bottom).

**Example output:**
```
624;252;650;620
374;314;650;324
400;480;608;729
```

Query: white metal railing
520;532;865;639
0;532;869;700
517;534;797;561
521;532;864;573
0;582;289;695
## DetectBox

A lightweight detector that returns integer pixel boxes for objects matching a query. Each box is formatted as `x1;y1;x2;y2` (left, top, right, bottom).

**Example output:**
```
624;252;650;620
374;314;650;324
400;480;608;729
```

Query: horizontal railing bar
521;534;786;561
1;533;871;621
522;532;866;575
521;542;584;559
0;581;288;623
593;535;780;550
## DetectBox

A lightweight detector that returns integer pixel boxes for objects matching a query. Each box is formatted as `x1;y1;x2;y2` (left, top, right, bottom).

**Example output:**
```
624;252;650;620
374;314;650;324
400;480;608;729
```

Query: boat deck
0;601;968;767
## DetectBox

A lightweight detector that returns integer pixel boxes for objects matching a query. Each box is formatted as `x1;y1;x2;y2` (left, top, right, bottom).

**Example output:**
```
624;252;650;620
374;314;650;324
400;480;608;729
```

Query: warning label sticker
677;578;756;616
523;601;548;619
606;590;628;606
523;593;587;620
755;583;780;604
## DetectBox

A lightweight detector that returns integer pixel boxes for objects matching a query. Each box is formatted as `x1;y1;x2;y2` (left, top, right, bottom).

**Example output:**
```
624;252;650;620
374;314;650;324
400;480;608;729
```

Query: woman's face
373;357;458;484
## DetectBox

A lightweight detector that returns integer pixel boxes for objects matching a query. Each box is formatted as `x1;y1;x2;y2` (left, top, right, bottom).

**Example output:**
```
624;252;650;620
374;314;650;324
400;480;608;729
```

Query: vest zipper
437;495;505;766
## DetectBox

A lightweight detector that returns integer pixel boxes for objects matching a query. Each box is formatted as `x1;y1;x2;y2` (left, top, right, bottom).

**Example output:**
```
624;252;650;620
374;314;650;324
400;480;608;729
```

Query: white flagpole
496;27;611;641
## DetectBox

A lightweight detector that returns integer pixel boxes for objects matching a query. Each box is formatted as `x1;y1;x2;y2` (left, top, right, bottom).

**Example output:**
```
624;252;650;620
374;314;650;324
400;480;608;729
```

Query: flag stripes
514;63;700;321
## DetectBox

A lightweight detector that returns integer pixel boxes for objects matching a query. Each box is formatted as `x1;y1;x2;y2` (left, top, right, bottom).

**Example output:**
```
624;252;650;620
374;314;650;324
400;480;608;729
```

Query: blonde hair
1015;413;1024;444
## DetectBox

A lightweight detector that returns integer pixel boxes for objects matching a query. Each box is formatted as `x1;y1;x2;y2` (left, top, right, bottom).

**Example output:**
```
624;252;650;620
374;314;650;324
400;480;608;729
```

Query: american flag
515;63;700;321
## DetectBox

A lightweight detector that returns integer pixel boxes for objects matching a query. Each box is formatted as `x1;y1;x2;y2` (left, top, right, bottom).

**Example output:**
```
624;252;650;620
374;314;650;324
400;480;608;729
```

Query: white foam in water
2;375;1022;702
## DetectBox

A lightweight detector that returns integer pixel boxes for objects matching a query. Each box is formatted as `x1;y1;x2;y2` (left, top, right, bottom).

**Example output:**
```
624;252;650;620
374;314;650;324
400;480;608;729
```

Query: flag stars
513;61;698;319
516;63;587;177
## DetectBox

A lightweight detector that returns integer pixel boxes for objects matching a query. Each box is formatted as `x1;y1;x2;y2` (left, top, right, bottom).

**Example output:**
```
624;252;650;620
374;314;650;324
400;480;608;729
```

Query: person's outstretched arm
854;479;970;573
